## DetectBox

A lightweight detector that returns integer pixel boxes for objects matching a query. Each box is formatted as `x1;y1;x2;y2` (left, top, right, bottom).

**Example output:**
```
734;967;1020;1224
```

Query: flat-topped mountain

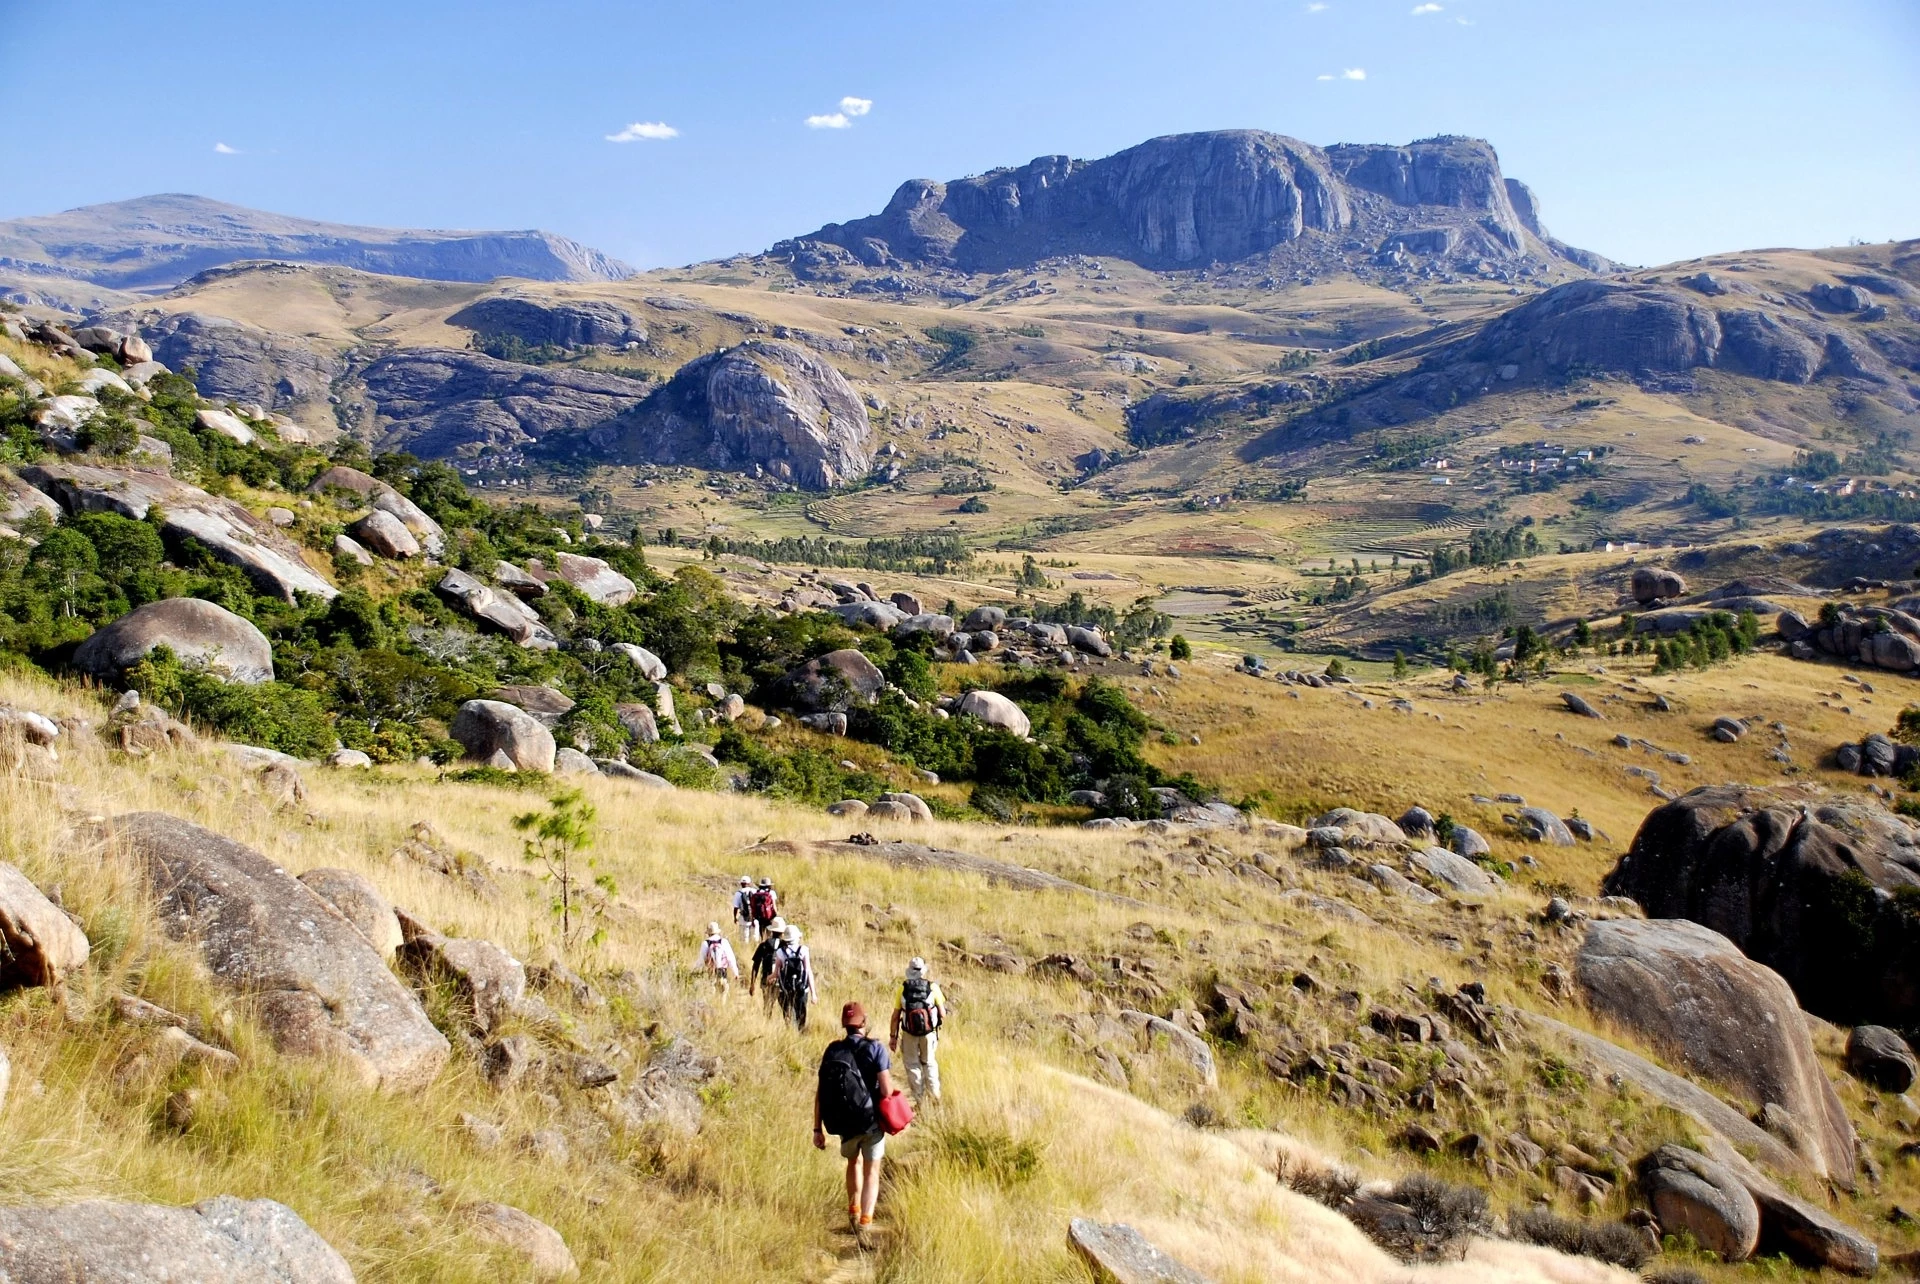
0;193;633;291
787;130;1610;275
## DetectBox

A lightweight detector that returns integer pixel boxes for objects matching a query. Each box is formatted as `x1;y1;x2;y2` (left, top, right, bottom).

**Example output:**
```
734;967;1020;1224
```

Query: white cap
784;924;802;944
739;875;751;885
707;921;721;937
907;957;927;977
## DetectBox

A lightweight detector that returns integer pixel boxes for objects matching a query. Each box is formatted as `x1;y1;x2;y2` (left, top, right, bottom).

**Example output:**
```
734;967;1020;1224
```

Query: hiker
749;877;780;942
732;875;757;945
749;915;786;1011
697;922;738;999
814;1001;896;1231
888;956;945;1105
775;923;817;1031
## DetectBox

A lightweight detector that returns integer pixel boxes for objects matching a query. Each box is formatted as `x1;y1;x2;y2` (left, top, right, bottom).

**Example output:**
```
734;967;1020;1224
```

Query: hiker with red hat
813;1000;911;1231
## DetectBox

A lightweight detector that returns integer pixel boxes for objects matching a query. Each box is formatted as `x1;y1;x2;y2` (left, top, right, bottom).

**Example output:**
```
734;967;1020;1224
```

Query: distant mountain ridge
0;193;633;291
786;130;1610;275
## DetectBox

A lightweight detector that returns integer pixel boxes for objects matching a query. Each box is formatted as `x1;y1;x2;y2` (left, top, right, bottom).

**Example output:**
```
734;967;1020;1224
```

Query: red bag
877;1089;915;1136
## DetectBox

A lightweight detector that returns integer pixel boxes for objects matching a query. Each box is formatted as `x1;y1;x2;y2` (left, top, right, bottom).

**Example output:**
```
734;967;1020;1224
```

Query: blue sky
2;0;1915;269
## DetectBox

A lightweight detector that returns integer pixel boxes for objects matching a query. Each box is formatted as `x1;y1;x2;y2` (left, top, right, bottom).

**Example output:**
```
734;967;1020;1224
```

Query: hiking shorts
838;1130;886;1161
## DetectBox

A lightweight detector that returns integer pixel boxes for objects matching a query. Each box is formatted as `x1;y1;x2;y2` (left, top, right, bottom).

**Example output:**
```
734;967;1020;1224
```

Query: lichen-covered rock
1068;1218;1214;1284
449;293;645;349
610;642;666;680
779;648;886;712
552;551;635;605
1637;1145;1761;1262
0;1195;355;1284
467;1202;577;1279
574;340;871;489
107;812;448;1089
309;465;445;556
73;598;275;685
358;348;652;459
349;507;419;559
955;689;1030;738
296;866;403;961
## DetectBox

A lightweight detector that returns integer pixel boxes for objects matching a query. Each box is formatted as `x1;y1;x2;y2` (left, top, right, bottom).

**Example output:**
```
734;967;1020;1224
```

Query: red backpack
750;888;776;922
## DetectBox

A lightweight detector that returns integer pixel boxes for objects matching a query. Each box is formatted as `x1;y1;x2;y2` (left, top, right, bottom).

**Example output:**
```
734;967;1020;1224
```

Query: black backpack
778;947;809;996
818;1038;876;1138
900;977;936;1037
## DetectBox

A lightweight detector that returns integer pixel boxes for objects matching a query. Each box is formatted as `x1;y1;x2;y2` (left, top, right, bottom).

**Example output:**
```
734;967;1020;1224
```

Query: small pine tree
1392;650;1408;680
1169;635;1192;661
514;788;613;950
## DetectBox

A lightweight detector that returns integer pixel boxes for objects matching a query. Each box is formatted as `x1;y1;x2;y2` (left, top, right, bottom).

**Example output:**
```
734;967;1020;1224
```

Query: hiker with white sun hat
696;921;738;999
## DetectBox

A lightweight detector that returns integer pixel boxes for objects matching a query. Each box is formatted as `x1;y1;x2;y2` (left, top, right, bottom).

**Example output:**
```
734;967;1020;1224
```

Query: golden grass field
4;617;1918;1281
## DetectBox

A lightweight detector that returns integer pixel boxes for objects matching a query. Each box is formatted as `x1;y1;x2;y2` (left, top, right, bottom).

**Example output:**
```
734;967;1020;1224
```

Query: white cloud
1411;2;1443;11
1455;15;1473;23
839;96;872;117
213;142;239;154
605;121;678;142
1305;2;1328;10
806;112;851;130
1318;67;1366;80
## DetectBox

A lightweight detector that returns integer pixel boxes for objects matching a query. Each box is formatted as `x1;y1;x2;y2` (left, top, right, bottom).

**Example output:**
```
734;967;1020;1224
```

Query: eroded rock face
362;348;652;458
22;463;337;603
796;130;1590;275
0;1196;355;1284
1575;918;1855;1182
576;341;871;490
551;552;635;605
126;310;342;416
1603;784;1920;1032
296;867;403;960
73;598;275;685
449;294;645;349
1473;280;1723;374
107;812;449;1089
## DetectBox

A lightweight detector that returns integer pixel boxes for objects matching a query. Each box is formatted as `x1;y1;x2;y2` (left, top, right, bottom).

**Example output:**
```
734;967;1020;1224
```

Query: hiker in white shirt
697;922;739;999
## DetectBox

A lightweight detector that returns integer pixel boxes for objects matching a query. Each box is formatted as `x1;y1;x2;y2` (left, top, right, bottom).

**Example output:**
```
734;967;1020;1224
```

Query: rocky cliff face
447;294;648;350
557;340;872;489
790;131;1602;274
0;193;632;291
359;349;654;458
100;310;344;416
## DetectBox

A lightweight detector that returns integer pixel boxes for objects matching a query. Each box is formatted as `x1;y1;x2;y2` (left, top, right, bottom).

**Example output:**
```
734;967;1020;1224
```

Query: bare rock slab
468;1201;576;1279
1068;1218;1213;1284
0;1195;354;1283
108;812;448;1089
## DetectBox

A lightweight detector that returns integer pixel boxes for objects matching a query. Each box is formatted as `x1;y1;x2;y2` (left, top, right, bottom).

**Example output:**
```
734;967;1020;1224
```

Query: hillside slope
0;193;633;293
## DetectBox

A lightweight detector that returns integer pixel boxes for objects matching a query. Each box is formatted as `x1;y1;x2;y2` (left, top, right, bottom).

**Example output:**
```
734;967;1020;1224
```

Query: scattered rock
1067;1217;1213;1284
349;508;420;559
436;569;558;649
551;551;636;606
1511;807;1574;846
296;867;403;960
1560;691;1603;719
609;642;667;681
1632;567;1687;603
467;1202;577;1280
955;689;1031;737
1409;847;1502;896
779;648;885;712
1846;1025;1919;1093
0;862;90;988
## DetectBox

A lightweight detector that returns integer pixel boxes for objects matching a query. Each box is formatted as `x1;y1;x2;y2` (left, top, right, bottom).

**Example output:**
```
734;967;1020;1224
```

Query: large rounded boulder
955;690;1030;738
1636;1145;1761;1262
73;599;274;685
450;699;557;772
1575;917;1856;1182
1631;566;1687;604
778;648;885;713
1603;784;1920;1033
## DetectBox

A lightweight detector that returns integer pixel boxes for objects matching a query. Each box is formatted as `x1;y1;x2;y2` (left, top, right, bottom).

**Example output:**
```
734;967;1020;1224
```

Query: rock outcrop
296;867;403;961
1575;918;1855;1182
107;812;450;1089
0;1195;354;1283
1631;567;1686;604
360;348;653;457
73;598;275;685
551;551;635;605
310;465;445;556
792;130;1595;274
449;293;645;349
124;309;341;417
1636;1145;1761;1262
955;689;1030;738
1602;785;1920;1032
1067;1218;1213;1284
567;340;871;489
21;463;337;602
